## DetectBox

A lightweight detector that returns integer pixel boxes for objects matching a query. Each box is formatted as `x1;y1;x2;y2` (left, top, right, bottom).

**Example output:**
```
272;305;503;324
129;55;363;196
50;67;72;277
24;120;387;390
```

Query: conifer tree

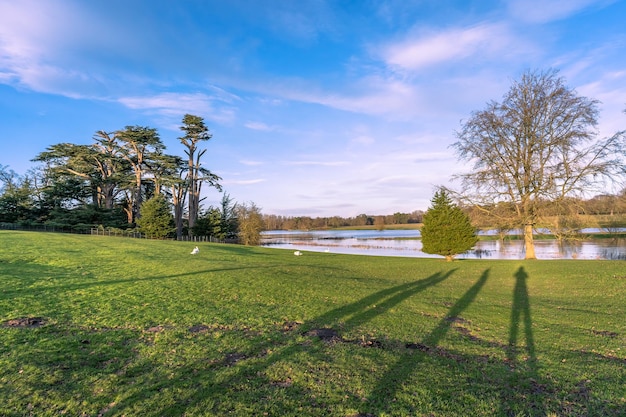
421;189;477;261
136;194;174;239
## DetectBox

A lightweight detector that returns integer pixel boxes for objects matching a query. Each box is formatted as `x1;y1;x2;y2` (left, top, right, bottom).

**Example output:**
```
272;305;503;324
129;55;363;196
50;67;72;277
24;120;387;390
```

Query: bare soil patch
3;317;45;328
591;329;618;338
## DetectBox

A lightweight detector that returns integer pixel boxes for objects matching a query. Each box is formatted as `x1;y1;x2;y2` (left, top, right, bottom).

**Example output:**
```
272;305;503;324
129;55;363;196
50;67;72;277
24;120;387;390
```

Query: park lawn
0;231;624;417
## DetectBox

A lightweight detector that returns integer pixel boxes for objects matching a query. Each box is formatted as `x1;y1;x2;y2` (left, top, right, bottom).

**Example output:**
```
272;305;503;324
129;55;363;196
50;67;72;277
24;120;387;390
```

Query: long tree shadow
360;268;490;413
104;269;456;416
306;269;457;333
500;266;547;416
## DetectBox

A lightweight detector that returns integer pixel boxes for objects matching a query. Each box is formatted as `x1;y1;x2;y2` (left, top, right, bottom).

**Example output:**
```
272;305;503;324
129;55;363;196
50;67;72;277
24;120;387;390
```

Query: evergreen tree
192;207;223;239
421;189;477;261
178;114;222;233
136;194;174;239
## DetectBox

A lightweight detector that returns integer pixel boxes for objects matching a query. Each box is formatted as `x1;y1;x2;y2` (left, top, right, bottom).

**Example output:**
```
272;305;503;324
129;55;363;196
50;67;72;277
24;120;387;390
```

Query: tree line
0;114;263;243
261;211;425;230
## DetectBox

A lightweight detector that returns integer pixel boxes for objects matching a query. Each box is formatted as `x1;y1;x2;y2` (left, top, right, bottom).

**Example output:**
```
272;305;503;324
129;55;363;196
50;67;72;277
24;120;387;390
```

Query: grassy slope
0;231;624;417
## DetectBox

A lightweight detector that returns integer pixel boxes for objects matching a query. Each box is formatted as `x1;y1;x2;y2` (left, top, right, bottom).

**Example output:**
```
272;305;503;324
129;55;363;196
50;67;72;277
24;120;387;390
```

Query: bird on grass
294;250;302;256
191;246;199;255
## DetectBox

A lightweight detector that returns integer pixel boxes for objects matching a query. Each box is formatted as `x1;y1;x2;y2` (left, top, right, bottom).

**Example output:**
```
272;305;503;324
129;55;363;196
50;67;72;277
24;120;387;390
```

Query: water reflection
261;230;626;260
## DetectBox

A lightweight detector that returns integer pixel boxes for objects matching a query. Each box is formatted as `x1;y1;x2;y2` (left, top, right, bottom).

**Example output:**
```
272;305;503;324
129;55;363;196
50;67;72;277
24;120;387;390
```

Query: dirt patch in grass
145;325;167;333
2;317;46;328
305;327;342;342
405;342;430;351
445;316;470;324
208;352;249;368
591;329;618;338
188;323;261;337
571;379;592;401
188;324;211;333
271;377;293;388
303;327;389;349
224;352;247;366
282;320;303;332
303;327;384;348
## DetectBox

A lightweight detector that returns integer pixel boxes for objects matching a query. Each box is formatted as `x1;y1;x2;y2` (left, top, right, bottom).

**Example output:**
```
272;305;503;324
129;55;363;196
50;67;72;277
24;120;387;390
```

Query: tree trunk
172;186;185;239
188;187;198;231
524;224;536;259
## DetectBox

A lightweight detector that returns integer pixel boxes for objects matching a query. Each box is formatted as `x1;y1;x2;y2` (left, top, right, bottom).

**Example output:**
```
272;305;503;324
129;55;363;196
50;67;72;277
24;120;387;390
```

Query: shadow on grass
358;268;490;413
306;269;457;331
103;270;456;416
499;266;547;416
5;264;623;416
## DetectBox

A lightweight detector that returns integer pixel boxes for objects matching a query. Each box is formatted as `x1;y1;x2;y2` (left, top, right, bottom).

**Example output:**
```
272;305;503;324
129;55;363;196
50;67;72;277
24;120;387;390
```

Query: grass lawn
0;231;624;416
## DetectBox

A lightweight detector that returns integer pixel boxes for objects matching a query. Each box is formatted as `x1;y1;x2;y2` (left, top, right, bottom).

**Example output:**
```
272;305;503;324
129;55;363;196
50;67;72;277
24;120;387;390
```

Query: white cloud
281;76;424;120
118;92;236;124
0;1;114;97
245;121;274;131
381;23;513;70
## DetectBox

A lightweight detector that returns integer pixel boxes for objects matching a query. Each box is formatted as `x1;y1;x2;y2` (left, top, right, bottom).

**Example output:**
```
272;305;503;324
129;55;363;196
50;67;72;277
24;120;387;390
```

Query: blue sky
1;0;624;217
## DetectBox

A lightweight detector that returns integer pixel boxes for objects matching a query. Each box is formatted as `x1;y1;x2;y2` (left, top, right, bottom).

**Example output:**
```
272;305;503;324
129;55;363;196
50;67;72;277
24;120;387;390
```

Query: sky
0;0;625;217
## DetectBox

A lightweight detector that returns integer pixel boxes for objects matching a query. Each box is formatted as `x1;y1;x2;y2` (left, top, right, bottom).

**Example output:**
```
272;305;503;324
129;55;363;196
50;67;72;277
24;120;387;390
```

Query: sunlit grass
1;231;624;416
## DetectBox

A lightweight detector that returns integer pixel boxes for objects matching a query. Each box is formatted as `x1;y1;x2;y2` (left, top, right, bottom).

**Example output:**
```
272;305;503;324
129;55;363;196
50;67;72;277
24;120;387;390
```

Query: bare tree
452;69;625;259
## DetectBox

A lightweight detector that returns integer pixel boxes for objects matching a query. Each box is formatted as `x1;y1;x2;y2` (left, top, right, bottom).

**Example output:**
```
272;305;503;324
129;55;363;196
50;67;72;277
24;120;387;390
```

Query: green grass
1;231;625;416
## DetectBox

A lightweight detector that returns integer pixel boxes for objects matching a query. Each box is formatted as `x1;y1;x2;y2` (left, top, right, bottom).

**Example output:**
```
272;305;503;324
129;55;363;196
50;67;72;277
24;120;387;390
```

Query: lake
261;229;626;260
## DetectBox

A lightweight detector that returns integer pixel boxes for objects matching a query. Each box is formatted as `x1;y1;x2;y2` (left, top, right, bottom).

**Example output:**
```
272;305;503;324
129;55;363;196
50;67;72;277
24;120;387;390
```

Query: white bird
191;246;199;255
294;250;302;256
324;248;330;253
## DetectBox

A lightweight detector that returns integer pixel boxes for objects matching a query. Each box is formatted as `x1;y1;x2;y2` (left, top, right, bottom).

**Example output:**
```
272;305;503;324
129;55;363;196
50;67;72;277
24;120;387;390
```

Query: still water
261;230;626;260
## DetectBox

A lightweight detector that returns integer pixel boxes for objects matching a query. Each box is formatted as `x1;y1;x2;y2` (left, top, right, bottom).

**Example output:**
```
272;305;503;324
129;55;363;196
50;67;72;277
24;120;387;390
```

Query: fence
0;222;89;234
90;228;145;238
175;235;233;243
0;223;230;243
90;228;230;243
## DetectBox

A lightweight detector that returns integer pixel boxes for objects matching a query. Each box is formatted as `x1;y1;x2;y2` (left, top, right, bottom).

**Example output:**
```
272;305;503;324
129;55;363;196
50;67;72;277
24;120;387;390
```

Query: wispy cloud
118;92;236;124
285;160;350;167
222;178;266;185
508;0;616;23
578;71;626;136
0;1;139;99
277;76;423;120
244;121;275;131
239;160;264;166
0;1;89;96
381;23;514;70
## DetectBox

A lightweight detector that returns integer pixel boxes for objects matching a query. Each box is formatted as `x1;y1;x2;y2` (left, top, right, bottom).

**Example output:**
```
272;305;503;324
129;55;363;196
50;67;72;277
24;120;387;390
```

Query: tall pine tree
421;189;477;261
